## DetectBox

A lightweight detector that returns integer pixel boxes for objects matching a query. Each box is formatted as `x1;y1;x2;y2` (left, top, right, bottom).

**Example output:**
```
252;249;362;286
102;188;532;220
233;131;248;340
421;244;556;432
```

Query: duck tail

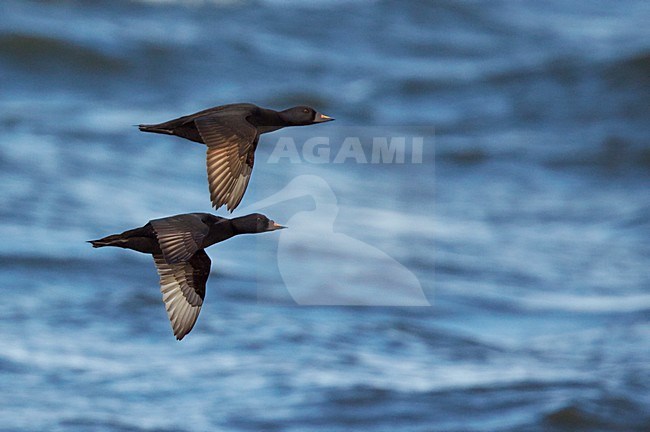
87;234;125;248
138;124;174;135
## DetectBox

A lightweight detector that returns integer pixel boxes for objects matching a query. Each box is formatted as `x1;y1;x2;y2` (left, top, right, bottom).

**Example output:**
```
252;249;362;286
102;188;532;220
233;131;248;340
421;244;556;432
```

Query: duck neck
250;108;286;134
204;220;238;247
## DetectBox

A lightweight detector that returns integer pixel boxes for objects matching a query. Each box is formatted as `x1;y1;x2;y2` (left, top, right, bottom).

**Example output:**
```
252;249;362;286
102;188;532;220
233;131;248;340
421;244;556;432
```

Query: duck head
232;213;286;234
279;106;334;126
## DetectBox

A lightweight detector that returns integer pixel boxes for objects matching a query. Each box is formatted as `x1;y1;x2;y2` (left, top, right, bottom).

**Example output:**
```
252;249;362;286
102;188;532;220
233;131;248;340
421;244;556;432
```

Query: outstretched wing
194;115;258;212
151;214;212;264
153;250;211;340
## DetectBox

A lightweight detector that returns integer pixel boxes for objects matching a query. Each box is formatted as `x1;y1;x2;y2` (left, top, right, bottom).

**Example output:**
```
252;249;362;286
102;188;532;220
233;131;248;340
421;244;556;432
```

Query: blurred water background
1;0;649;431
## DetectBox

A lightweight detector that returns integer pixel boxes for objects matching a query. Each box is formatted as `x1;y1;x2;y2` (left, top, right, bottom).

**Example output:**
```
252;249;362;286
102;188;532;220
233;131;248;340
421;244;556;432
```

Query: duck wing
151;214;212;264
153;250;211;340
194;114;259;212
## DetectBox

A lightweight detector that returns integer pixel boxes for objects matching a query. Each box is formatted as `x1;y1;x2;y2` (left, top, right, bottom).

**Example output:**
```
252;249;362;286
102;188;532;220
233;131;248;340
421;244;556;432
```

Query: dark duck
89;213;285;340
139;103;334;211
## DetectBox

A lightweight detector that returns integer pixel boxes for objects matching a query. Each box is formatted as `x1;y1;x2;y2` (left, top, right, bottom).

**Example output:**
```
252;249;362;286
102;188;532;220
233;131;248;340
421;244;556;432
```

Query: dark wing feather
194;115;258;211
151;214;210;264
153;250;211;340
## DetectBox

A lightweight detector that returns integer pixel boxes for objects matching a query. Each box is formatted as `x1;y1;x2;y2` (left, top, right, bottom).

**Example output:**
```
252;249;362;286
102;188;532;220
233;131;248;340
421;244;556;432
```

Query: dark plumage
139;103;334;211
89;213;285;340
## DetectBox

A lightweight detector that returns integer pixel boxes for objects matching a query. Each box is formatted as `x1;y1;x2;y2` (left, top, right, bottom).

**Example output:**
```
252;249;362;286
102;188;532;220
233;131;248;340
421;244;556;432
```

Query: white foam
522;293;650;313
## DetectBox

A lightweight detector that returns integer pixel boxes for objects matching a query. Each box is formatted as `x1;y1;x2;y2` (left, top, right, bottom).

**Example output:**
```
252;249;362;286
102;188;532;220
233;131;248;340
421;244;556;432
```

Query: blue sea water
1;0;649;430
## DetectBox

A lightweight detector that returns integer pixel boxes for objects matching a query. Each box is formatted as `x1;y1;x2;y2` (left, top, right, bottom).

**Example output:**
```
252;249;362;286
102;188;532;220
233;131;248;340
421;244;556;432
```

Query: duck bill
268;220;287;230
313;112;334;123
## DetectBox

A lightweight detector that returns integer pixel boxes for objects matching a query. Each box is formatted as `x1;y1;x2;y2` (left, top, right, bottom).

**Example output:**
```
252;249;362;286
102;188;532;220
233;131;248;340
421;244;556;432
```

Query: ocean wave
545;135;650;172
522;293;650;313
0;32;125;72
136;0;374;7
605;49;650;86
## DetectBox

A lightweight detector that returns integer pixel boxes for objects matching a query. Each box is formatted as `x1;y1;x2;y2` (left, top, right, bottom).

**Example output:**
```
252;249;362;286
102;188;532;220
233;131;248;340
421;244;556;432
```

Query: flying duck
139;103;334;211
89;213;285;340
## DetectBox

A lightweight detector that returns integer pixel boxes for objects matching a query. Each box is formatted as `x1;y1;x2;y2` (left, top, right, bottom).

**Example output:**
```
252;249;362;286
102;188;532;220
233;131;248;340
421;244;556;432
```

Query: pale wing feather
195;116;258;211
153;251;211;340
